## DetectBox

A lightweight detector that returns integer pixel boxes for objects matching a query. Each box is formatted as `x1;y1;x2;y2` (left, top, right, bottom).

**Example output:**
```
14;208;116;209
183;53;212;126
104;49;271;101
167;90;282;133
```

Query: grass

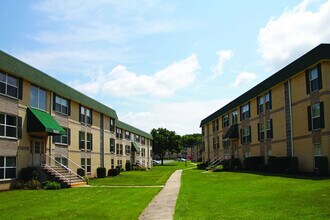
89;160;194;186
0;187;159;220
0;160;189;220
175;169;330;219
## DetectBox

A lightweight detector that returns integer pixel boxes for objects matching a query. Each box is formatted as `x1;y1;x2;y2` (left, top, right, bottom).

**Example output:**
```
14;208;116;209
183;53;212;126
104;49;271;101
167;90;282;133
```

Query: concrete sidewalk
139;169;183;220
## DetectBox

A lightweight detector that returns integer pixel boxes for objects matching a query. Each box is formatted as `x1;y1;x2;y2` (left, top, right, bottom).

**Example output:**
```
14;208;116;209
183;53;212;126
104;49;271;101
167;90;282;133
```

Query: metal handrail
136;159;147;168
207;156;224;169
45;153;85;182
43;163;70;183
57;153;85;172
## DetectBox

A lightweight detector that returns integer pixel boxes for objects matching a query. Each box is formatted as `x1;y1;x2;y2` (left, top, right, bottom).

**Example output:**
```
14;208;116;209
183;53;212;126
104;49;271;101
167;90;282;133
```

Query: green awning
223;124;239;140
131;142;140;154
27;108;66;135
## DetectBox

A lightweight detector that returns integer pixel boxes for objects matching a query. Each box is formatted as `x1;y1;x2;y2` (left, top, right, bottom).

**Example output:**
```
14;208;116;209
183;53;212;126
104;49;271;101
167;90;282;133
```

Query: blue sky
1;0;330;135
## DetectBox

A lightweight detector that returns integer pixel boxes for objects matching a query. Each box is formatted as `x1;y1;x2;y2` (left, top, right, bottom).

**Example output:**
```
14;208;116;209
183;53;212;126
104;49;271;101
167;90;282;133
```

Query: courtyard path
138;169;183;220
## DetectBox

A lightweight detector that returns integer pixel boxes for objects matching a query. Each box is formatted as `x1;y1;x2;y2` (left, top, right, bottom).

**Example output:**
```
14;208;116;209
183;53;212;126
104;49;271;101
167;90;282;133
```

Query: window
212;119;219;132
306;64;322;94
120;144;123;155
222;115;229;128
232;110;238;124
131;133;135;142
0;72;18;99
79;131;85;150
202;127;205;136
55;157;68;167
80;106;92;125
54;95;69;115
125;131;130;139
111;159;114;169
110;138;115;153
216;136;220;149
30;85;46;111
116;143;120;155
241;127;251;144
244;151;251;158
258;122;265;141
87;133;93;151
117;160;122;168
240;103;250;120
0;113;18;138
141;136;145;145
125;145;130;154
266;119;273;139
110;118;115;132
223;138;230;148
141;148;146;157
136;135;140;143
81;158;91;174
53;128;70;145
308;103;324;131
310;68;319;92
265;91;272;111
314;143;323;169
257;96;264;114
116;128;122;139
0;156;16;180
213;137;216;149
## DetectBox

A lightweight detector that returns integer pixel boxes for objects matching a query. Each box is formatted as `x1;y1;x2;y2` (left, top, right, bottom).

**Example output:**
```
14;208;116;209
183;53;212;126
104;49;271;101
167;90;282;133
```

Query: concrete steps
43;165;86;187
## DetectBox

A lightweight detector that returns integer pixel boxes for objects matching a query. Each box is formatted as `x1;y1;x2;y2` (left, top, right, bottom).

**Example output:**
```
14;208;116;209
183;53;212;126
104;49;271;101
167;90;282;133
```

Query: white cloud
258;0;330;71
211;50;233;78
231;72;257;88
120;99;231;135
71;54;200;98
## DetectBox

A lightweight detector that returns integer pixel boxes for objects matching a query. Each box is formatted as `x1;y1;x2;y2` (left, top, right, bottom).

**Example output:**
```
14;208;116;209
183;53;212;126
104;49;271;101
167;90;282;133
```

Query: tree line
151;128;202;165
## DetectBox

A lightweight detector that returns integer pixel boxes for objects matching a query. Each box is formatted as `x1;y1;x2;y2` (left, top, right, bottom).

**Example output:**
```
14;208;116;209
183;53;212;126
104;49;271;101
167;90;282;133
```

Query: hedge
314;156;328;175
244;156;265;171
268;157;298;173
97;167;106;178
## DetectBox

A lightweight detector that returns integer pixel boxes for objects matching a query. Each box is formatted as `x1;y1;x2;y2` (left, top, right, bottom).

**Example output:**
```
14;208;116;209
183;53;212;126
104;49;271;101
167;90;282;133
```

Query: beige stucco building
200;44;330;173
0;50;153;189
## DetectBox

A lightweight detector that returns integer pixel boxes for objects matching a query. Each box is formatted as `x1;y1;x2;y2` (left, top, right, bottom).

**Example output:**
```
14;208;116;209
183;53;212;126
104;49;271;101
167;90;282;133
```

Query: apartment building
200;44;330;173
0;50;153;189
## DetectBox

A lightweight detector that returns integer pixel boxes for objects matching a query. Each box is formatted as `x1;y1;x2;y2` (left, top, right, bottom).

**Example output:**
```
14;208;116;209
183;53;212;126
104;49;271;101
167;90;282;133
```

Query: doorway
30;138;45;166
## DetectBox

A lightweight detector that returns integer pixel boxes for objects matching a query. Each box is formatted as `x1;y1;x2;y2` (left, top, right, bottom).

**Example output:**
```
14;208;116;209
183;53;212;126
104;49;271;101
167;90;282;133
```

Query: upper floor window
110;118;115;132
241;126;251;144
222;115;229;128
54;95;69;115
53;127;71;145
265;91;272;111
131;133;135;142
110;138;115;153
202;127;205;136
86;133;93;151
0;113;21;139
125;131;130;139
308;103;324;131
136;135;140;142
212;119;219;132
79;131;85;150
0;72;18;99
257;96;264;114
141;136;145;145
266;119;273;139
306;64;322;94
116;128;122;139
125;145;130;154
232;110;238;124
240;103;250;121
258;122;265;142
79;105;92;126
30;85;46;111
0;156;16;180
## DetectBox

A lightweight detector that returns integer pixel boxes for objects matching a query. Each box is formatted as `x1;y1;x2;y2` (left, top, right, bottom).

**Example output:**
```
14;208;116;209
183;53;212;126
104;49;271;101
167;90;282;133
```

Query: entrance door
30;139;45;166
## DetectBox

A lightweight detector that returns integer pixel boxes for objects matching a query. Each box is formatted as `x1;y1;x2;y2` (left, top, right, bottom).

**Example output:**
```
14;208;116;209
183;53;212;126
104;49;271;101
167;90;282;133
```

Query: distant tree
181;133;202;149
151;128;181;165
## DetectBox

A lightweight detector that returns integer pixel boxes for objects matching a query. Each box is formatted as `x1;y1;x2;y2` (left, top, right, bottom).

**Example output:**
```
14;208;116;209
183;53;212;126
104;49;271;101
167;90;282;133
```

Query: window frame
222;114;229;128
125;145;130;155
311;103;321;131
309;67;319;92
258;96;264;114
30;85;46;111
0;113;18;139
110;138;115;153
265;91;272;111
0;156;16;180
79;131;85;150
0;72;18;99
86;132;93;151
232;110;238;124
240;103;250;120
242;127;251;144
266;119;273;139
53;127;70;145
54;95;69;115
258;122;265;142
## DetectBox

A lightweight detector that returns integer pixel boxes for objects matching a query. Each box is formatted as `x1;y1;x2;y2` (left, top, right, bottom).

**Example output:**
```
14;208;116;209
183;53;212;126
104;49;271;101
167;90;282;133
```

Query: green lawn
0;161;190;220
175;169;330;219
89;160;194;186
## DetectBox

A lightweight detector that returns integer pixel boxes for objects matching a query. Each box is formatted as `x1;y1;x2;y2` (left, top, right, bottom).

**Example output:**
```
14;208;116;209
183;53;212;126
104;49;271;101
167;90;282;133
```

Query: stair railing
206;156;224;170
44;153;85;183
57;153;85;174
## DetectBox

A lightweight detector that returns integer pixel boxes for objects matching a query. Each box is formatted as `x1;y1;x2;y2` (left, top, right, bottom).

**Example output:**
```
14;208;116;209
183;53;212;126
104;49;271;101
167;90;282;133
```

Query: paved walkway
139;169;183;220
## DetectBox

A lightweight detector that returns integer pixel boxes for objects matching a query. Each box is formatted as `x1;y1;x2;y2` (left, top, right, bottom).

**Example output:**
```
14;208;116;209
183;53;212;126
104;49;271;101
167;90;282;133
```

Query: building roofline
117;120;153;140
200;43;330;127
0;50;118;119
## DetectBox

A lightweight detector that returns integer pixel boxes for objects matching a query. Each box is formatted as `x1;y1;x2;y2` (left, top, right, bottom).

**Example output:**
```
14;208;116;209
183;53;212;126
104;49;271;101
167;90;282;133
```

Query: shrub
97;167;106;178
244;156;265;171
108;169;118;177
197;163;208;170
83;176;89;184
125;161;131;171
43;181;61;190
116;166;121;175
314;156;329;175
19;167;39;181
11;180;42;190
77;168;85;177
268;157;298;173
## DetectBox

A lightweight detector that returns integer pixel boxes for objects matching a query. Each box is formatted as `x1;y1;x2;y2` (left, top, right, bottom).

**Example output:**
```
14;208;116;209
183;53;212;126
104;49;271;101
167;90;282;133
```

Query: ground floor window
81;158;91;174
0;156;16;180
314;143;322;169
55;157;68;167
117;160;122;168
111;159;114;169
125;145;130;155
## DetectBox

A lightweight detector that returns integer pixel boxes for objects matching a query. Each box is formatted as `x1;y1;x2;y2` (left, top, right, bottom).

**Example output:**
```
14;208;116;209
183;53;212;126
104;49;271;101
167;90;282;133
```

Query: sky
1;0;330;135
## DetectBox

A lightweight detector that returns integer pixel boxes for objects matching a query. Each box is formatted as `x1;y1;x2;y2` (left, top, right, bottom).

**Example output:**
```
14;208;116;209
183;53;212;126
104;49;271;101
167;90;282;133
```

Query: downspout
288;80;294;157
49;92;53;164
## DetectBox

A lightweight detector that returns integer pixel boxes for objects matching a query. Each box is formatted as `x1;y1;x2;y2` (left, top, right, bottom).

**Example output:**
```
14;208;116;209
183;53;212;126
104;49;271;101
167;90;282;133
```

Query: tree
151;128;181;165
